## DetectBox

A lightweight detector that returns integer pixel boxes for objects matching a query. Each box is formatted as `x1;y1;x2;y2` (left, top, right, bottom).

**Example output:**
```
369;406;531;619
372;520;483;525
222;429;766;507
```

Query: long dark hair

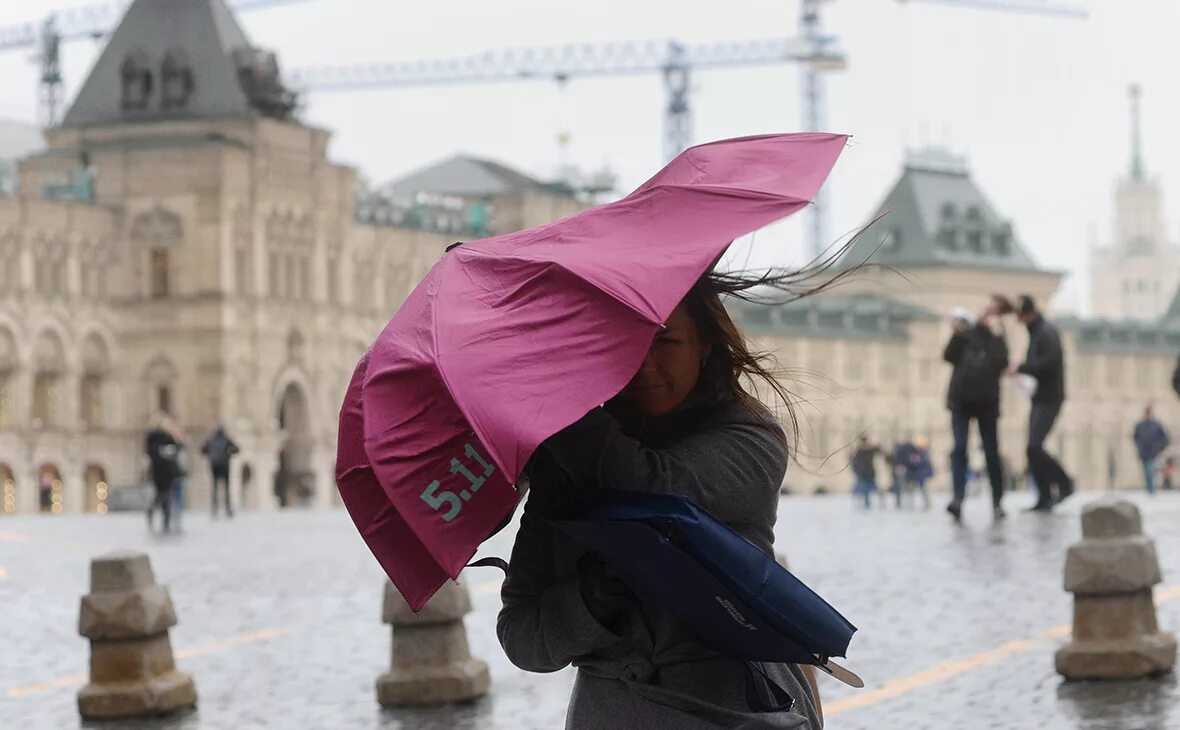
682;241;866;449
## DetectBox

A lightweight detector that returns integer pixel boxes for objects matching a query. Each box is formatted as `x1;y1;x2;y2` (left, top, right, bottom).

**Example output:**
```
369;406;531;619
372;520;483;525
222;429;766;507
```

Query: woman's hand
576;553;635;633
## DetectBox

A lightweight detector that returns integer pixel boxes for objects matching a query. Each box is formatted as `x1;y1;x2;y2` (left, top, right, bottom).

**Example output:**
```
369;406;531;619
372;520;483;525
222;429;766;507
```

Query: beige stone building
0;0;581;516
3;1;1176;518
733;149;1180;495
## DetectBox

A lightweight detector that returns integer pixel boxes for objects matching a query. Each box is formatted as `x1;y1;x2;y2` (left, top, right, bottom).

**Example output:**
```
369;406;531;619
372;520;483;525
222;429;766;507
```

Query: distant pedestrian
1163;457;1175;491
1173;354;1180;397
202;424;239;518
909;436;933;510
144;416;180;533
1008;294;1073;511
169;422;189;531
944;296;1011;523
1132;406;1169;495
889;438;914;508
851;436;881;509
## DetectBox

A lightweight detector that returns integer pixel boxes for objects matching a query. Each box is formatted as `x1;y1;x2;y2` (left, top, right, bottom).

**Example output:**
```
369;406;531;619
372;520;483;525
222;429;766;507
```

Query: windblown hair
682;240;867;450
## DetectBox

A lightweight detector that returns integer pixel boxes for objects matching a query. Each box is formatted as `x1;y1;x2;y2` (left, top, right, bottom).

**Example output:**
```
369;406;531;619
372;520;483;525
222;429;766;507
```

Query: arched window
161;50;195;110
150;248;170;298
120;51;153;111
32;331;65;429
0;327;13;429
80;335;111;429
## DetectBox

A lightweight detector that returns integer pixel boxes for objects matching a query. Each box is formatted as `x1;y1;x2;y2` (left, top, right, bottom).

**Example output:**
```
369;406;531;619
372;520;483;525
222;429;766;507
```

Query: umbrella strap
742;660;795;714
467;556;509;573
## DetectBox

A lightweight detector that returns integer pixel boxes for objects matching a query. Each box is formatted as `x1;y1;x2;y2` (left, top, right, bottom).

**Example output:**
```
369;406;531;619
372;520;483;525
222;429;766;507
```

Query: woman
497;275;823;729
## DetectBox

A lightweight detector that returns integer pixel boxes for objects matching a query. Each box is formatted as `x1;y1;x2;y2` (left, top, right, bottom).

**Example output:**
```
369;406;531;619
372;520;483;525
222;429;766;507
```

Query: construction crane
3;0;1088;255
797;0;1087;256
289;37;846;165
0;0;316;126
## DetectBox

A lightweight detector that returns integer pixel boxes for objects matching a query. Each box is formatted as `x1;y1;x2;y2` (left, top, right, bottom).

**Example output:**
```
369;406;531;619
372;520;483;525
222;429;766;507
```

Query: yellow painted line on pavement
0;564;7;580
174;626;292;660
826;584;1180;718
4;627;292;700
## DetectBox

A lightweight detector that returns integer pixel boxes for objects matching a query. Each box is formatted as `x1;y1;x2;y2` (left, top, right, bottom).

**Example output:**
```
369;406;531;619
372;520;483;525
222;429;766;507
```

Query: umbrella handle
816;657;864;689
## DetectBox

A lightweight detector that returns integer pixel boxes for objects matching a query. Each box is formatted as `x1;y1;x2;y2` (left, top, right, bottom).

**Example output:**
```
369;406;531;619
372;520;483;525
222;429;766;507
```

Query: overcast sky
1;0;1177;312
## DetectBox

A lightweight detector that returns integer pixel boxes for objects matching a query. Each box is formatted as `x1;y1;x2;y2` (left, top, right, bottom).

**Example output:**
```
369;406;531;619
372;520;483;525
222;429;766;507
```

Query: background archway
276;383;313;508
84;464;108;514
1;464;15;515
38;463;62;513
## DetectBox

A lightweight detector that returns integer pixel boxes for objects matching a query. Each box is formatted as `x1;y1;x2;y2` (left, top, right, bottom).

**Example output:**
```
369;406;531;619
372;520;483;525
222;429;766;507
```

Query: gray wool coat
497;390;823;729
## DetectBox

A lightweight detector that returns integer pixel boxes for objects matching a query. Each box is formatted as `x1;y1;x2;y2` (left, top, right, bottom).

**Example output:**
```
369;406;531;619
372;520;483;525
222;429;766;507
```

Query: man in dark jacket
144;418;180;533
1173;355;1180;397
943;296;1011;522
1009;295;1073;510
1132;406;1169;495
202;424;239;518
851;436;881;509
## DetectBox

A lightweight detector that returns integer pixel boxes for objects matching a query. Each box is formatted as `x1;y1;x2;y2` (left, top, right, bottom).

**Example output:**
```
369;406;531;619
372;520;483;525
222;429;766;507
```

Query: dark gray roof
1164;287;1180;324
728;293;937;343
1059;315;1180;354
62;0;294;127
838;150;1043;273
378;154;567;199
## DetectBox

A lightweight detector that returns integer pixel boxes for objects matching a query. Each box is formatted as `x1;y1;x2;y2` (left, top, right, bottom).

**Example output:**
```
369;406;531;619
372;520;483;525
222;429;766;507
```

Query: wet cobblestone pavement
3;490;1179;729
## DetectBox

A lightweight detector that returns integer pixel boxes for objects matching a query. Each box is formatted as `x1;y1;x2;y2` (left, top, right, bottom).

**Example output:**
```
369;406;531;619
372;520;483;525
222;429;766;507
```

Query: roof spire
1129;84;1144;181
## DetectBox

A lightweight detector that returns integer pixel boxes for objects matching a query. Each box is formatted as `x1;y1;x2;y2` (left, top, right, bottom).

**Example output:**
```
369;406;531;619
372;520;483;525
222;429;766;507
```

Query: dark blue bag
553;490;861;689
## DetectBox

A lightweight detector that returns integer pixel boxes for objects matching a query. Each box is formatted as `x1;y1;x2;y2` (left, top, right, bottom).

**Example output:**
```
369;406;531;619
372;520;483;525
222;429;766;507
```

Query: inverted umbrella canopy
337;133;848;610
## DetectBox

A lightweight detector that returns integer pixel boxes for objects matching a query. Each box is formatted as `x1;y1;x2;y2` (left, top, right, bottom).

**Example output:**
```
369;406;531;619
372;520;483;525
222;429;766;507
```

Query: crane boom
901;0;1088;18
288;37;838;92
0;0;315;54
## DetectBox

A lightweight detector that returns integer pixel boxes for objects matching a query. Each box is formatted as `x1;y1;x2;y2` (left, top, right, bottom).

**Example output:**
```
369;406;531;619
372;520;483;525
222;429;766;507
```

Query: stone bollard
77;551;197;720
377;579;490;707
1055;498;1177;680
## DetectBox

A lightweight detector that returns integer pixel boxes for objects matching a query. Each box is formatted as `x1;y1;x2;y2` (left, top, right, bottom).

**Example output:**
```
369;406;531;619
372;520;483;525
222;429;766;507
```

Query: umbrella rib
454;248;665;324
426;266;518;483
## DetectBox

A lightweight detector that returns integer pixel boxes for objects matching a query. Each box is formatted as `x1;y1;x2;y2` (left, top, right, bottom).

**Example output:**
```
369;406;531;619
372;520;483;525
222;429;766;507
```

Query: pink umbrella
337;133;847;610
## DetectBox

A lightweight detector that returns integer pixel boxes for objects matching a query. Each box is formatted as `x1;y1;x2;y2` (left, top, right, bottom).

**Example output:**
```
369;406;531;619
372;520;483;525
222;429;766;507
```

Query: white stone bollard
77;551;197;720
377;579;490;707
1055;498;1177;680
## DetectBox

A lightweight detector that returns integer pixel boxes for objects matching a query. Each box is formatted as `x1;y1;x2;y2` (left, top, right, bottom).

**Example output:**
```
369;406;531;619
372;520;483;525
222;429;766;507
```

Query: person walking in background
169;422;189;531
144;416;180;533
851;436;881;510
1163;457;1175;491
944;296;1011;523
889;437;914;508
1132;406;1169;495
202;423;239;518
910;436;934;510
1009;294;1073;511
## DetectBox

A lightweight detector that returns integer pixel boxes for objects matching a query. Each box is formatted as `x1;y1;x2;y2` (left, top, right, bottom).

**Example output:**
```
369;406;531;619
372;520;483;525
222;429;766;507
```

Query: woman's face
622;304;711;417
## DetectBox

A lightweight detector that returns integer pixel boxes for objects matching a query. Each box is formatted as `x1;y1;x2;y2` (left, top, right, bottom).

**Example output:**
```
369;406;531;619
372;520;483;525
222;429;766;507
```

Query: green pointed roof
837;149;1043;273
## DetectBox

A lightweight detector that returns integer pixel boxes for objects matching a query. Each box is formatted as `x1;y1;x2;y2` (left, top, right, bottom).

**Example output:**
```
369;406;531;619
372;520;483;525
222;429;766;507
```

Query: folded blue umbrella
553;490;862;688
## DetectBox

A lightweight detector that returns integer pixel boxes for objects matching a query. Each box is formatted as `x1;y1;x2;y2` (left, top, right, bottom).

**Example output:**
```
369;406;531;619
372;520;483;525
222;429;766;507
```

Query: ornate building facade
0;0;581;515
732;149;1180;494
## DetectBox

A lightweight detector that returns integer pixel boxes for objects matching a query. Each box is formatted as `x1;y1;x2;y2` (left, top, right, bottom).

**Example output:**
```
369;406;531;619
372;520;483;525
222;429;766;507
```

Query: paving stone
3;493;1180;729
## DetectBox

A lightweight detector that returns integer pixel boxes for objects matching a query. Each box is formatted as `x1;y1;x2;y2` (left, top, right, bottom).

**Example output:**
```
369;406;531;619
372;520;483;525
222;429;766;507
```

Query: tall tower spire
1129;84;1144;181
